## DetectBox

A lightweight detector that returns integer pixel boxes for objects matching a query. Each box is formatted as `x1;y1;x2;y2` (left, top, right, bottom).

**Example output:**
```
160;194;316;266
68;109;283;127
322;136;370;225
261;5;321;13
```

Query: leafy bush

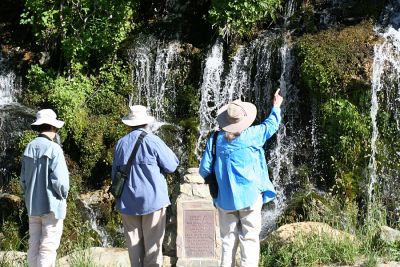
14;130;37;165
21;0;139;68
85;61;133;116
49;74;93;141
23;65;92;141
21;62;132;182
22;65;56;107
319;98;370;200
209;0;282;37
296;20;374;99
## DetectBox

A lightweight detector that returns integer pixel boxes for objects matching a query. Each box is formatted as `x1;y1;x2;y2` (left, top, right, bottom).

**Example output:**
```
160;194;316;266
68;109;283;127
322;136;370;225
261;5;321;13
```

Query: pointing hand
273;88;283;108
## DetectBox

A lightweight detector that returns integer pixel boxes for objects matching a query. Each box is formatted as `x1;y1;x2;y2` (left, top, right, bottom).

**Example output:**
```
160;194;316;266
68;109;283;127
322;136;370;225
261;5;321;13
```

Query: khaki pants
218;195;263;267
121;208;166;267
27;213;64;267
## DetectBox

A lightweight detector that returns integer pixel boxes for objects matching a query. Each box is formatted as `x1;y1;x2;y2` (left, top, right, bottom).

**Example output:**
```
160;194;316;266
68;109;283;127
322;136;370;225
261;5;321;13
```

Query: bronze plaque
184;210;215;257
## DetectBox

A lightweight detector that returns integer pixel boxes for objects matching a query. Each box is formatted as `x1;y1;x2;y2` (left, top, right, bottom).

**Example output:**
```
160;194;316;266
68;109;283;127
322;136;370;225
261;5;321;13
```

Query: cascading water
195;0;303;237
196;39;224;152
221;46;249;103
368;1;400;209
0;54;30;185
128;36;183;121
196;25;305;237
0;54;21;106
196;33;280;157
80;200;111;247
261;35;300;236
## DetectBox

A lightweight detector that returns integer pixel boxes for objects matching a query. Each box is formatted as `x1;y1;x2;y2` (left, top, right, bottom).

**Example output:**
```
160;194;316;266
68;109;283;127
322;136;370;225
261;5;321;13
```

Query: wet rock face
319;0;386;26
379;0;400;29
293;0;387;31
0;105;35;186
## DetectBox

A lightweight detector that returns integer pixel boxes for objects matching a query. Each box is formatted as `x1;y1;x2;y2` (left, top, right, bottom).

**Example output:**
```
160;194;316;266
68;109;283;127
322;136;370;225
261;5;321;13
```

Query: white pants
121;208;166;267
27;213;64;267
218;195;263;267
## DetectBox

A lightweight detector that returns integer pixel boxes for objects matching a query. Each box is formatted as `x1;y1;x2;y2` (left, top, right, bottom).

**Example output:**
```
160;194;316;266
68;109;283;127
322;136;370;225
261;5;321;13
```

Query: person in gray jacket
20;109;69;267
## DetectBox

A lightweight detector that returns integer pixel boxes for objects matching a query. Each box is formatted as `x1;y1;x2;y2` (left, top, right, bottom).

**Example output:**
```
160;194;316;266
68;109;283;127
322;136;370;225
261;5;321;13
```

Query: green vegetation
260;231;359;267
261;194;399;267
0;253;27;267
21;0;139;70
209;0;282;37
297;20;375;100
320;98;370;199
68;249;96;267
1;0;399;265
296;21;375;204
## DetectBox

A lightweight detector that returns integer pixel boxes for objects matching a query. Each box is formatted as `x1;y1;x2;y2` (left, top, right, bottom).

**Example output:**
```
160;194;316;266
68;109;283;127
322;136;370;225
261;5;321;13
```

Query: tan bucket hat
216;100;257;133
31;109;65;129
122;105;155;126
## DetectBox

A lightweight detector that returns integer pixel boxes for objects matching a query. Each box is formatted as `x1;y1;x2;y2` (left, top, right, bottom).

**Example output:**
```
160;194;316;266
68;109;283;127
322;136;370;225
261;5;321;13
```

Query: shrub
209;0;282;37
296;20;375;99
21;0;139;69
260;231;359;267
319;98;370;200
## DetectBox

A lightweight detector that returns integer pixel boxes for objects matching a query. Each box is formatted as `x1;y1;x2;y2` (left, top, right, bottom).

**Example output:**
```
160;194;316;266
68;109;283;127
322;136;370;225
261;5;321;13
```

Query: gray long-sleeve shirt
20;135;70;219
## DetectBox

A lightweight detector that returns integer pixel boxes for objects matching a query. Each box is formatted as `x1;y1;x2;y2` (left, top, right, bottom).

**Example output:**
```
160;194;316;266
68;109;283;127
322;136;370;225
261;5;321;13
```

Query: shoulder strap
211;131;219;167
124;130;148;175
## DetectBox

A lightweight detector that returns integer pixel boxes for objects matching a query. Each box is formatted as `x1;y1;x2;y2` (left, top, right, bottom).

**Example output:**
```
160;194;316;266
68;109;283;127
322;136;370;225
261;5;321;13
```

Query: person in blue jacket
199;89;283;267
112;105;179;267
20;109;69;267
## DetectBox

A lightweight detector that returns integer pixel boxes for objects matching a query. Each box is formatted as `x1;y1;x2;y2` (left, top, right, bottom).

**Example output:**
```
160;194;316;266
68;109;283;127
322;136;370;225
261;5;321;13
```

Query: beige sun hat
216;99;257;133
122;105;155;126
31;109;65;129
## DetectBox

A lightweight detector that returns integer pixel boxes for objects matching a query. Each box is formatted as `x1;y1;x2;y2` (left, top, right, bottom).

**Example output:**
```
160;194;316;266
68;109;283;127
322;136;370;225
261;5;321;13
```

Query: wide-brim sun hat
122;105;155;126
31;109;65;129
216;99;257;133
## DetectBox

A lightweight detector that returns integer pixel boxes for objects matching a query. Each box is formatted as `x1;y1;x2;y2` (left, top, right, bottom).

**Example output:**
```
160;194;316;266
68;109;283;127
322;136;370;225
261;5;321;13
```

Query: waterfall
196;31;304;236
368;42;384;201
196;39;225;155
0;54;28;185
128;37;182;121
261;33;302;237
222;46;250;102
196;34;280;154
283;0;297;27
368;2;400;205
81;200;110;247
0;54;21;106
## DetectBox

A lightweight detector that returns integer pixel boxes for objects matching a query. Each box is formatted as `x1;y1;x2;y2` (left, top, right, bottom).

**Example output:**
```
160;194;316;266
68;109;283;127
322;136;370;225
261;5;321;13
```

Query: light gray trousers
122;208;167;267
218;195;263;267
28;212;63;267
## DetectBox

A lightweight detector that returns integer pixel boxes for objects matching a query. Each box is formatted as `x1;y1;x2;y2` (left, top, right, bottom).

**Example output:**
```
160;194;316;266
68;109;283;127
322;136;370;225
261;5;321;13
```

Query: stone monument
176;168;221;267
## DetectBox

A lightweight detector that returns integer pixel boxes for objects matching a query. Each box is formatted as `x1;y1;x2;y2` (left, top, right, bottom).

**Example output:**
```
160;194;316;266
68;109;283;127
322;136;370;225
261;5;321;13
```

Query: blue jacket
199;107;281;210
20;136;70;219
112;129;179;215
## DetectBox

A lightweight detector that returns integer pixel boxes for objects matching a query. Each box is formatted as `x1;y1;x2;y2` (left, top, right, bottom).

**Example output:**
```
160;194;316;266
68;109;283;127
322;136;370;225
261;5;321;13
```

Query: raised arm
246;89;283;146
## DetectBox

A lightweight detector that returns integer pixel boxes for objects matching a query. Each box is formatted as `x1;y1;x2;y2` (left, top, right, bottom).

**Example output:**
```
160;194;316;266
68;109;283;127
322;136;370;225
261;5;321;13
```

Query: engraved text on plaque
184;210;215;257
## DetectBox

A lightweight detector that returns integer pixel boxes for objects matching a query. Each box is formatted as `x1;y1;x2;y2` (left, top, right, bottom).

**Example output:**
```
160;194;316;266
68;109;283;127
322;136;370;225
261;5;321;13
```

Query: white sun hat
216;99;257;133
31;109;65;129
122;105;155;127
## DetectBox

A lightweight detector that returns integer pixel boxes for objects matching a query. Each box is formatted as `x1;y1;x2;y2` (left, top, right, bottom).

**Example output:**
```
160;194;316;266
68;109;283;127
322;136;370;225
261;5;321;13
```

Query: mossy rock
296;20;378;100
